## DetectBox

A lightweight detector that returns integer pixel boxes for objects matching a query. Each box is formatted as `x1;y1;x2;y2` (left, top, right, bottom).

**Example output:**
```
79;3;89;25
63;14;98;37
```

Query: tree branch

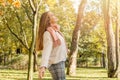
28;0;36;12
22;4;33;24
3;18;29;50
38;0;42;10
14;9;29;49
19;0;33;24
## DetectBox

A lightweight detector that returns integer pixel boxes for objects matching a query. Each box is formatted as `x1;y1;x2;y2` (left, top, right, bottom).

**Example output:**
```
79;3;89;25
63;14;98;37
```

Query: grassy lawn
0;67;118;80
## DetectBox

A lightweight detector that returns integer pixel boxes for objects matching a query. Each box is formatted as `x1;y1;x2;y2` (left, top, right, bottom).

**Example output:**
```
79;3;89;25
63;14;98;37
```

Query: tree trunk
4;52;6;66
27;2;38;80
67;0;87;76
27;0;42;79
101;53;105;68
33;51;38;72
103;0;116;77
115;0;120;77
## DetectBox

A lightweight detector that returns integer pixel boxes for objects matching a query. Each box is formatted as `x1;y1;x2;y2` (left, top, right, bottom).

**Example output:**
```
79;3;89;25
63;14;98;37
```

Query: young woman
36;11;67;80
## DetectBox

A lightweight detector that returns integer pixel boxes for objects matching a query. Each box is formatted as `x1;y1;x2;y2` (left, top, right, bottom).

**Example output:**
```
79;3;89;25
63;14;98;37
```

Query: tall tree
115;0;120;77
27;0;42;80
67;0;87;76
1;0;41;79
103;0;116;77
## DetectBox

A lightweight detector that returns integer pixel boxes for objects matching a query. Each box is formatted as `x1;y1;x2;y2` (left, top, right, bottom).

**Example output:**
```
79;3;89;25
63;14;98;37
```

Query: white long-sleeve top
40;31;67;68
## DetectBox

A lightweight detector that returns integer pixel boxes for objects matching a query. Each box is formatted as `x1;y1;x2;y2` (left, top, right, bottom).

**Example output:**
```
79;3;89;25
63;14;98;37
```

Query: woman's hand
38;67;46;79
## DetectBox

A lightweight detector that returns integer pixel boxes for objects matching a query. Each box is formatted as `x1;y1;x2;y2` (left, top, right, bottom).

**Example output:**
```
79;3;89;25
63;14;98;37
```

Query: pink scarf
47;24;62;47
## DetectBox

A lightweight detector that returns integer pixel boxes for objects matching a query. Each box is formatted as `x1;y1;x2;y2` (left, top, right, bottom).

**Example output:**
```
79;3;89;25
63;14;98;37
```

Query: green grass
0;67;118;80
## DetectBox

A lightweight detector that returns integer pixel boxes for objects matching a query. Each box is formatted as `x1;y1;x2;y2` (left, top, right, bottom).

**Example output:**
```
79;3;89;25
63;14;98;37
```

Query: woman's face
48;12;58;24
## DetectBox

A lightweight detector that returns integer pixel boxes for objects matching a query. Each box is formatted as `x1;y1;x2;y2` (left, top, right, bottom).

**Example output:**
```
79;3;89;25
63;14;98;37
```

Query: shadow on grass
1;77;118;80
71;76;107;78
18;78;81;80
18;78;52;80
0;71;27;75
78;67;105;69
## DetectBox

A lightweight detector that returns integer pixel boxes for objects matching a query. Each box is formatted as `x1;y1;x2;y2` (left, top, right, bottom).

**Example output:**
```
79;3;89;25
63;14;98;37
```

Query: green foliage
0;0;32;55
78;9;107;67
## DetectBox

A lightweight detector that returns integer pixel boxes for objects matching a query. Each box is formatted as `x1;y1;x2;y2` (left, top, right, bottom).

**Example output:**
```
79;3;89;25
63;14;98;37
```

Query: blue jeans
48;61;66;80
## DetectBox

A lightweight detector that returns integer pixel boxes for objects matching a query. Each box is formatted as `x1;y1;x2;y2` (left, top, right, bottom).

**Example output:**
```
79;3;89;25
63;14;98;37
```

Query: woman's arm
39;31;53;79
40;31;53;68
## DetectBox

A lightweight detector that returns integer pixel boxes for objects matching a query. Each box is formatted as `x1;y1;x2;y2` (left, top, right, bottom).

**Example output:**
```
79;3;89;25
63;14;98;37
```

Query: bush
7;54;28;70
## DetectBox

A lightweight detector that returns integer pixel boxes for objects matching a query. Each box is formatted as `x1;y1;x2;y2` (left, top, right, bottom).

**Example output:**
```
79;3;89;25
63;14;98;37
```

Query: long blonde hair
36;11;51;51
